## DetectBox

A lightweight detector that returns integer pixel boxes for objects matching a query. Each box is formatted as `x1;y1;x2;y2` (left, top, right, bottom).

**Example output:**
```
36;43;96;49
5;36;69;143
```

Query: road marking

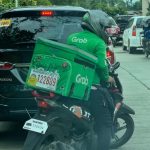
120;66;150;90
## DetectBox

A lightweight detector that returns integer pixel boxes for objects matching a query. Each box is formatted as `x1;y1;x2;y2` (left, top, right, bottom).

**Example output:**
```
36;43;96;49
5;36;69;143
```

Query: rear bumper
0;104;37;121
130;37;143;47
0;98;37;121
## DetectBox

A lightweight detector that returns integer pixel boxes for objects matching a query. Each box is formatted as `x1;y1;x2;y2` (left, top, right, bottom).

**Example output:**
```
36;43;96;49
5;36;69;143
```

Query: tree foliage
0;0;51;12
0;0;141;16
19;0;51;6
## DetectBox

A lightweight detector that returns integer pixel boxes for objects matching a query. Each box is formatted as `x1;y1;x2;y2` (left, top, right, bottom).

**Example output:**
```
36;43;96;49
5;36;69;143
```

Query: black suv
114;15;134;42
0;6;87;121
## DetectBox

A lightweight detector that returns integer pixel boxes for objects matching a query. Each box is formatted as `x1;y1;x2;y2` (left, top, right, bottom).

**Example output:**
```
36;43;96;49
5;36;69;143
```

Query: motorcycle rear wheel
110;114;134;149
23;123;75;150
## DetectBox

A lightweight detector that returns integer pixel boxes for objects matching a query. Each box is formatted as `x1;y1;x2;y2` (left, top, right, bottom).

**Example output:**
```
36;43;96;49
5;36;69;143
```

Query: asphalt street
114;47;150;150
0;46;150;150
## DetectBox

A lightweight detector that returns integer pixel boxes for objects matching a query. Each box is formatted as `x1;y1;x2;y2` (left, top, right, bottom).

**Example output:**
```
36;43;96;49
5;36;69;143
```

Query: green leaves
0;0;141;15
0;0;52;12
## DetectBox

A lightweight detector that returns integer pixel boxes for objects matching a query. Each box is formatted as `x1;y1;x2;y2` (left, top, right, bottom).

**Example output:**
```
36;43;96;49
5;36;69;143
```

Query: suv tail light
106;49;115;64
0;62;14;70
132;26;136;36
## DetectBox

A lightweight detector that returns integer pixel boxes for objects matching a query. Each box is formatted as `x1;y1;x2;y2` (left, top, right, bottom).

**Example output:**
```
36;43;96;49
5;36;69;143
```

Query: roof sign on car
40;11;54;16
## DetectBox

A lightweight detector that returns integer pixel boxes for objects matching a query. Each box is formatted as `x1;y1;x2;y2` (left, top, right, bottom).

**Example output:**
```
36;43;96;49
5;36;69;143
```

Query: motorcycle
141;16;150;58
106;60;135;149
140;31;150;58
22;59;135;150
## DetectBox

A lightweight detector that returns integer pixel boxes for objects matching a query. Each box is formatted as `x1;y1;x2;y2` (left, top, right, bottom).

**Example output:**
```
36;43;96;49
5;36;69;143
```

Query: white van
123;16;146;54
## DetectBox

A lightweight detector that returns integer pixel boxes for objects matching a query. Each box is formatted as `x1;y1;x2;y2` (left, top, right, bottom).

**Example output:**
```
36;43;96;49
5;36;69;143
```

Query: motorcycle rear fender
118;103;135;115
37;106;91;131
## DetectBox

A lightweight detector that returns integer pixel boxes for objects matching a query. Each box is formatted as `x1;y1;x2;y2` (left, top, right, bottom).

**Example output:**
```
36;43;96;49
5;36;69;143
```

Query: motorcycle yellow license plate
27;68;59;91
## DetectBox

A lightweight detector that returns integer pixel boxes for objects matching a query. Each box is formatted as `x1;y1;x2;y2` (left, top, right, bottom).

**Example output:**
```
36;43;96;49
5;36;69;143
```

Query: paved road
114;47;150;150
0;122;26;150
0;46;150;150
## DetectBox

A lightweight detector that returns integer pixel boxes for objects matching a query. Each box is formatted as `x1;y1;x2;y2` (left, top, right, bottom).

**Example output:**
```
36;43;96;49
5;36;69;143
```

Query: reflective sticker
0;19;11;27
28;73;38;86
70;106;83;118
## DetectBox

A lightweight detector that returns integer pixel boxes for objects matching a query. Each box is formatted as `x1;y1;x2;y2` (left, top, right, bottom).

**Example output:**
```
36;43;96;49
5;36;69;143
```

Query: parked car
0;6;87;121
114;15;134;44
122;16;146;54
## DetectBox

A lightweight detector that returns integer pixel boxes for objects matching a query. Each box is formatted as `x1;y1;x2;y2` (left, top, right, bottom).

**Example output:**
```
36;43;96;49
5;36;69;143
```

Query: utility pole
107;0;110;7
15;0;18;7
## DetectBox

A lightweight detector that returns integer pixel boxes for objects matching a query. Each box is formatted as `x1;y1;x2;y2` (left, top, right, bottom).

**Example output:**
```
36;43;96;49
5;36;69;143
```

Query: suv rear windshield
115;15;133;23
115;15;134;33
0;10;85;49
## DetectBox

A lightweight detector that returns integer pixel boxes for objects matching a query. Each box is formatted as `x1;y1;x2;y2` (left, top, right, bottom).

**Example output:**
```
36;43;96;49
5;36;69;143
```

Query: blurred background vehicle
123;16;146;54
114;15;134;45
106;17;120;47
140;16;150;58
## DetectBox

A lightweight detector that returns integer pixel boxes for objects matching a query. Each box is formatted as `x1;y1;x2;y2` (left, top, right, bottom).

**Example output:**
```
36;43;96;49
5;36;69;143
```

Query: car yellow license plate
0;19;11;27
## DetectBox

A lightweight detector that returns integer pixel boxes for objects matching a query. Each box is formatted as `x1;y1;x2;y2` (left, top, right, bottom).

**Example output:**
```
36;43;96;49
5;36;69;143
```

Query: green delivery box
26;38;98;100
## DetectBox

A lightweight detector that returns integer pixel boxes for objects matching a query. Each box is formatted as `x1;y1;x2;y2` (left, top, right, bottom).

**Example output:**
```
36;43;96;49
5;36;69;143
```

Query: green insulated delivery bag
26;38;98;100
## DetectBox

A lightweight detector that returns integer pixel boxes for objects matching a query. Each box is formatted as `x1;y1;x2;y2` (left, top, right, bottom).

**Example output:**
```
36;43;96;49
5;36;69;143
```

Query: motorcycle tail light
106;49;115;64
38;100;49;108
0;62;14;70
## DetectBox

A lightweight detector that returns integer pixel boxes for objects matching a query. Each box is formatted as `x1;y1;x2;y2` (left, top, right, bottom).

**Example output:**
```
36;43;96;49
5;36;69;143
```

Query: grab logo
72;37;87;44
76;74;88;85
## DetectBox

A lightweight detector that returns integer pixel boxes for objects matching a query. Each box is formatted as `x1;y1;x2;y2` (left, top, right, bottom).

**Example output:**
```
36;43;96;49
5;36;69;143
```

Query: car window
136;18;144;28
0;11;85;49
126;18;134;29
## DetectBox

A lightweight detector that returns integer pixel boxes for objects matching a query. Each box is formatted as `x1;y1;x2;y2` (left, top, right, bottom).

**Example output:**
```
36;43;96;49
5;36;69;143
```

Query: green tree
132;0;142;11
88;1;127;16
36;0;51;6
19;0;51;6
0;0;14;12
